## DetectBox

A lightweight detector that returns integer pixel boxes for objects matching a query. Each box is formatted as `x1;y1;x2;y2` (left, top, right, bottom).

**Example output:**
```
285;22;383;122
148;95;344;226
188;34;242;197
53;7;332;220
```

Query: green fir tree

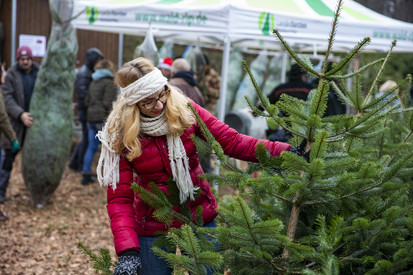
79;0;413;274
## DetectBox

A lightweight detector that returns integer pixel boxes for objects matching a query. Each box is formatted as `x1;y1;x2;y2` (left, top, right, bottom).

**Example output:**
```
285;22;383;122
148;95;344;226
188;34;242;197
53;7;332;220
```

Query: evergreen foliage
183;0;413;273
131;179;205;227
77;242;114;275
80;0;413;274
153;225;223;275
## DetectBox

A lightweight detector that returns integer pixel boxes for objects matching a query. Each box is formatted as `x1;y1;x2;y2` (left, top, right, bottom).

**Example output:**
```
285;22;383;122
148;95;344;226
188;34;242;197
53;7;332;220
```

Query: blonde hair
106;57;194;161
171;58;190;74
94;59;117;74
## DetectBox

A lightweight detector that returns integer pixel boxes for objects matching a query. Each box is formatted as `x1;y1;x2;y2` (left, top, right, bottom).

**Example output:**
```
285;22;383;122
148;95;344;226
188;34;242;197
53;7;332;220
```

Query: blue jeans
82;122;102;173
139;220;218;275
69;110;88;170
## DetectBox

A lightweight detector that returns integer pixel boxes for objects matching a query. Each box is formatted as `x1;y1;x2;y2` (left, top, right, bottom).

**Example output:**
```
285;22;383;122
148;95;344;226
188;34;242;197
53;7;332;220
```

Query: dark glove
12;139;19;154
114;250;142;275
288;139;310;162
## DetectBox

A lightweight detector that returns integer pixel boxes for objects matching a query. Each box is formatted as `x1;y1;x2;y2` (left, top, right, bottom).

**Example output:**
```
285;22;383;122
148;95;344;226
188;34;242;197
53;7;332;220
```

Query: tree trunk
282;202;301;258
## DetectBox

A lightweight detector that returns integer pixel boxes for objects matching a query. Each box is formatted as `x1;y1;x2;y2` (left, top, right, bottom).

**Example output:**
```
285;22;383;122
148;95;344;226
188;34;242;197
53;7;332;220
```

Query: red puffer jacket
107;101;292;255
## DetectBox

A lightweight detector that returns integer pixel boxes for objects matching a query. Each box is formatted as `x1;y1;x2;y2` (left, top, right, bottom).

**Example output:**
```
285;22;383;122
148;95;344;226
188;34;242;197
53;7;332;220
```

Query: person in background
68;48;104;172
158;57;173;80
169;58;205;107
169;58;210;172
96;57;307;275
268;63;313;109
0;62;7;164
201;54;221;115
376;80;401;111
80;59;117;185
311;62;347;117
0;46;38;204
266;63;314;142
0;62;19;220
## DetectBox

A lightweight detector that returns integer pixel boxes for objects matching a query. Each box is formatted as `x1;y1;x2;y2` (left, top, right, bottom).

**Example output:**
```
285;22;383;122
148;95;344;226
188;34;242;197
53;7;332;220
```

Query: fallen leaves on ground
0;155;115;274
0;154;238;275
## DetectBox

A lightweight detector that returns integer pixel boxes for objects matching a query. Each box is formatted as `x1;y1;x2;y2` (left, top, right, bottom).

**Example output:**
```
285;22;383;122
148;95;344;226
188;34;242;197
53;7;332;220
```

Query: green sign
259;12;274;35
86;6;99;24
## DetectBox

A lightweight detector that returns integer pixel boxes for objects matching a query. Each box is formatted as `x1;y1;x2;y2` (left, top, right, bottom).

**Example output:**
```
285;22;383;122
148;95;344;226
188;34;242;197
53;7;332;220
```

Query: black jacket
75;48;103;111
1;62;39;149
268;80;313;104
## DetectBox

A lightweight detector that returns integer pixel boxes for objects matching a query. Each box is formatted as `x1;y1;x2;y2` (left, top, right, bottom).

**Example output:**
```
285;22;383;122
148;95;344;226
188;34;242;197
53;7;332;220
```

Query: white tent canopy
73;0;413;52
73;0;413;120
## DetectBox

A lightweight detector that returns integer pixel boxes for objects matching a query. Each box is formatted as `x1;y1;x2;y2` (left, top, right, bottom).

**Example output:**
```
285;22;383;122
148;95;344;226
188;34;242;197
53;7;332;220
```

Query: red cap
16;46;33;60
159;57;173;70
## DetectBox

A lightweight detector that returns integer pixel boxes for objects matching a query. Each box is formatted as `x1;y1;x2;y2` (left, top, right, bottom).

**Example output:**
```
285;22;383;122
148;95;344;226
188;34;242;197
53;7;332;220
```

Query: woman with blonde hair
97;57;305;275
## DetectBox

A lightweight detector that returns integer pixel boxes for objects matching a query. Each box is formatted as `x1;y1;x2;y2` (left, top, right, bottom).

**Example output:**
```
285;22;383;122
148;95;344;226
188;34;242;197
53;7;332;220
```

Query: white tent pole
281;51;288;83
217;35;231;122
213;35;231;191
10;0;17;65
118;33;124;69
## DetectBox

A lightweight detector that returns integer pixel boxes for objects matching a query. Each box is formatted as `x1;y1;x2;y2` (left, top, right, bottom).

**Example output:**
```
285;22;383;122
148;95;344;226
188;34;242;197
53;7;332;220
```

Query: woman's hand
114;250;142;275
288;138;310;162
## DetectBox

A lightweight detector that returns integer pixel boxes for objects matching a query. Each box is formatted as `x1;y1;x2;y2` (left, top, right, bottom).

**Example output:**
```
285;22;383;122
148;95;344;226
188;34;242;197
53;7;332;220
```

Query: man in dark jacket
268;63;313;107
0;46;38;203
68;48;103;172
266;63;314;142
169;58;205;107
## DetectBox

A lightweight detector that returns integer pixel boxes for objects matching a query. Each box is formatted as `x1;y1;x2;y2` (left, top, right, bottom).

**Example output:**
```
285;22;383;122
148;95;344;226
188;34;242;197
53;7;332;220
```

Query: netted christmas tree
80;1;413;274
22;0;78;208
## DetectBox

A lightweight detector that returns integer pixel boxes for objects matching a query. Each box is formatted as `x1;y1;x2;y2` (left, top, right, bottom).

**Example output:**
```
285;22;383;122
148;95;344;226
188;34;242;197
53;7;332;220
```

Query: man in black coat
0;46;38;203
268;63;313;109
266;63;313;142
68;48;103;172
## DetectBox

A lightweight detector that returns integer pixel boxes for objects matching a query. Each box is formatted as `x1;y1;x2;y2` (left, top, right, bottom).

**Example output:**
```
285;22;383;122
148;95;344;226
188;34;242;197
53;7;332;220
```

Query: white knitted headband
120;68;168;105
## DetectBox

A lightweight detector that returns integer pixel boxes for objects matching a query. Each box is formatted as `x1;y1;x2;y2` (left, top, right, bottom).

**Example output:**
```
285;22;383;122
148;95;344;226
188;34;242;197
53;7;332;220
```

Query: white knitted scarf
140;111;197;203
96;68;196;203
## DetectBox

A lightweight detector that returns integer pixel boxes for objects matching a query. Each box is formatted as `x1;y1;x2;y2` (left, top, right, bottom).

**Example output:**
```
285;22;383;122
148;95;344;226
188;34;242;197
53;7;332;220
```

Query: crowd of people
0;44;409;274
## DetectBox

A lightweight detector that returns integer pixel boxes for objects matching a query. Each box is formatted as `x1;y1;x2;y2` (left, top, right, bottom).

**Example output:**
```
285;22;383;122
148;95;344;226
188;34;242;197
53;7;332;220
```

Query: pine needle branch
273;29;319;77
364;40;397;105
322;0;343;74
327;102;399;139
271;115;306;138
269;192;293;203
324;37;370;77
187;102;242;173
403;130;413;143
328;58;384;80
77;242;114;275
366;205;413;242
242;60;270;109
329;81;355;107
305;150;413;206
237;197;260;246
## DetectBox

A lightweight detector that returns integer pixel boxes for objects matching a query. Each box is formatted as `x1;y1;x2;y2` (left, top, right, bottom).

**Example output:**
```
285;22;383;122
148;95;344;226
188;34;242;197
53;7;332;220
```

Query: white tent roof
73;0;413;53
72;0;413;121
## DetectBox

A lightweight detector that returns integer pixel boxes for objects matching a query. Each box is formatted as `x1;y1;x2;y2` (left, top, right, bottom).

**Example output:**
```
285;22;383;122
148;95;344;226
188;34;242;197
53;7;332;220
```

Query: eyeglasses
141;86;170;110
